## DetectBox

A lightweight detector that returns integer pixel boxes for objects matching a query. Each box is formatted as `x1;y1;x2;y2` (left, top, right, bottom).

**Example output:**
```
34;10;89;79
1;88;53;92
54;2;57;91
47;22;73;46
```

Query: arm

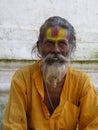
2;70;28;130
78;78;98;130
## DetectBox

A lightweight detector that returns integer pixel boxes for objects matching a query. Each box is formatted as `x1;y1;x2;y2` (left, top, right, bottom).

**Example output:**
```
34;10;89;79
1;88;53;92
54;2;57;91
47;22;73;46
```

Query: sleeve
78;78;98;130
2;70;28;130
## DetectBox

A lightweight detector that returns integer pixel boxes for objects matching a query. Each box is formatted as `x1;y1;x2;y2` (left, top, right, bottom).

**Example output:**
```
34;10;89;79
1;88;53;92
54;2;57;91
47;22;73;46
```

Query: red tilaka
52;27;59;37
52;27;69;41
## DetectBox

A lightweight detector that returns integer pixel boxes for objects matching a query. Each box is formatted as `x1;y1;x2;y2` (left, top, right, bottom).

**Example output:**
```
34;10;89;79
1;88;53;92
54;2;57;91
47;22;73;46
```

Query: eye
44;40;54;47
58;40;68;47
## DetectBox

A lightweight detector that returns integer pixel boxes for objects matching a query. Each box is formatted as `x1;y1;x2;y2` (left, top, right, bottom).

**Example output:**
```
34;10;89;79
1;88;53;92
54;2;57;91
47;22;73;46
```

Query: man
2;16;98;130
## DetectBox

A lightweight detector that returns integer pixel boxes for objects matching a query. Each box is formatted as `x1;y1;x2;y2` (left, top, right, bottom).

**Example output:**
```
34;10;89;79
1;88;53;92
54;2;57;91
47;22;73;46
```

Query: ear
37;41;42;55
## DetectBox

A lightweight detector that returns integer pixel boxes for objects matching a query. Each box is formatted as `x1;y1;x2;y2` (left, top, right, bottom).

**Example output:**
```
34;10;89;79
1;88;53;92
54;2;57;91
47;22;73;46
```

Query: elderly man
2;16;98;130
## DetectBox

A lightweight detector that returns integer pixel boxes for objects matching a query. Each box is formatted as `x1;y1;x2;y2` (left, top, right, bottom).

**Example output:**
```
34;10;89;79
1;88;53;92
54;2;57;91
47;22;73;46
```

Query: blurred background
0;0;98;128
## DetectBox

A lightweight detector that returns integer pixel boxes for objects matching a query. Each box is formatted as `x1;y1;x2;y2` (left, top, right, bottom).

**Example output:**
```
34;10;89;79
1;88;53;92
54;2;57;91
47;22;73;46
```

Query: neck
44;76;66;114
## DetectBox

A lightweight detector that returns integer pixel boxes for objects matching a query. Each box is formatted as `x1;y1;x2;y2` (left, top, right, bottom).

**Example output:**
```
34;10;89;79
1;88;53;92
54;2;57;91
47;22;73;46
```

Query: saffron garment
2;61;98;130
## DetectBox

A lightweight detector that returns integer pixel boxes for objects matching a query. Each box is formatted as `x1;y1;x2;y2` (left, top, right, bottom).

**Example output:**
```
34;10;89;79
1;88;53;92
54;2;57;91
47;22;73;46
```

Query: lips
45;57;59;64
52;57;59;61
45;56;63;65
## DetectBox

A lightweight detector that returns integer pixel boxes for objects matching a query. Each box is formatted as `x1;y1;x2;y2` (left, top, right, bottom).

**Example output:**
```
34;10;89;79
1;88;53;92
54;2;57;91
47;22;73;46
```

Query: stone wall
0;0;98;129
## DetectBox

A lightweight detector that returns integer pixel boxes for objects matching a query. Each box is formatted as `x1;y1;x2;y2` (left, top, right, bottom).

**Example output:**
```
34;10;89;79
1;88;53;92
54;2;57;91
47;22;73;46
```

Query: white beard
42;62;69;88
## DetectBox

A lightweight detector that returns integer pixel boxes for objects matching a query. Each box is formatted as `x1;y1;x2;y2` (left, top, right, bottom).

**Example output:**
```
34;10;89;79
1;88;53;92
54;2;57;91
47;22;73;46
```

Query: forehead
45;26;69;40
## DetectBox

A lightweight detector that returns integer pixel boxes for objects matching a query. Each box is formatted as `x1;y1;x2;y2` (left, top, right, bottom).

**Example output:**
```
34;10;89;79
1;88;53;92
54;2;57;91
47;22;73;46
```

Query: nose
52;44;60;54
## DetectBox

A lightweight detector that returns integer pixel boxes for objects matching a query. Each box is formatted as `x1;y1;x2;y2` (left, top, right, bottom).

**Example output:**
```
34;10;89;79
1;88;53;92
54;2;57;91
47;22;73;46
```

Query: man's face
40;26;71;86
38;26;71;64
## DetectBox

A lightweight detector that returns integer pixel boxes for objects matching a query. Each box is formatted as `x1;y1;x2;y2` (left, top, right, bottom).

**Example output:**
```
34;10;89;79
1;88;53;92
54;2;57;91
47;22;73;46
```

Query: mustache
43;53;70;65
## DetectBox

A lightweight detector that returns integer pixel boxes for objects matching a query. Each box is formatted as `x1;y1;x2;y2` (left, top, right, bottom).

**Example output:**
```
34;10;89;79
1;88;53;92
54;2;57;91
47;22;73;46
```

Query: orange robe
2;61;98;130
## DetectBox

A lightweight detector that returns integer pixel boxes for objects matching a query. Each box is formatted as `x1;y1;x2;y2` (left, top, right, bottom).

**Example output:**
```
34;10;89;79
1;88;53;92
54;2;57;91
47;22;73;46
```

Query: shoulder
12;60;41;80
68;67;89;80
